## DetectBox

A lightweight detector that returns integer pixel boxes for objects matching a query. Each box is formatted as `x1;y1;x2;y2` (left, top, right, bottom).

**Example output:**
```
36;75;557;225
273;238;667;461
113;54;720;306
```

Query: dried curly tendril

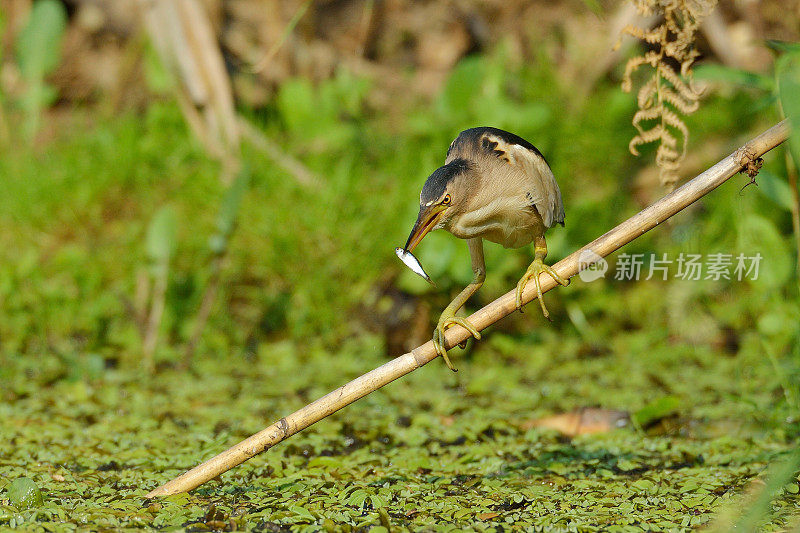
621;0;718;189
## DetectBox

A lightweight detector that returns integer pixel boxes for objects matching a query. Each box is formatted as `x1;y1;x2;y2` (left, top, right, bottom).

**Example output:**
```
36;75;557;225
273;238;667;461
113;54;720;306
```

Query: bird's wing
447;128;564;228
502;140;564;228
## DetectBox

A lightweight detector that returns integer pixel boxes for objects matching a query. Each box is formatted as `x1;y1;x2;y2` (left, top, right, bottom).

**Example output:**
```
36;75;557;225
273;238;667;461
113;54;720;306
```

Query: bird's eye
442;194;451;205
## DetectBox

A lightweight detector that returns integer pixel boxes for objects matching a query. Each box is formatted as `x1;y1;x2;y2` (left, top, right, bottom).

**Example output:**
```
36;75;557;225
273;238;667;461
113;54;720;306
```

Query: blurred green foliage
778;46;800;164
0;41;799;529
146;206;177;276
209;167;251;256
706;449;800;532
14;0;66;140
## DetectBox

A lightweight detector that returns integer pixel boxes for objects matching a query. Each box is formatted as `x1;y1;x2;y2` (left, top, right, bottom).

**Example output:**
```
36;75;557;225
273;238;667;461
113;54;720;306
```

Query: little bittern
402;127;569;371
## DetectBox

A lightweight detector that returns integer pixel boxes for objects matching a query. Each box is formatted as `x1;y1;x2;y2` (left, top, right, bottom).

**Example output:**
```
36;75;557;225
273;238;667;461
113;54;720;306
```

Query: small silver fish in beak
395;247;435;285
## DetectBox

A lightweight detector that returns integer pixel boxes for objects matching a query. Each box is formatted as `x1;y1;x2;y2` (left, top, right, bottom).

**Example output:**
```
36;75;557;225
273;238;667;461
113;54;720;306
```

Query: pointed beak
404;204;446;252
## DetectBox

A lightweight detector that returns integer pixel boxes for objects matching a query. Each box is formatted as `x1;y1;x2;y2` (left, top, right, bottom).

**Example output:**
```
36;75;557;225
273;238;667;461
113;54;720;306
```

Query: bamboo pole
147;120;790;498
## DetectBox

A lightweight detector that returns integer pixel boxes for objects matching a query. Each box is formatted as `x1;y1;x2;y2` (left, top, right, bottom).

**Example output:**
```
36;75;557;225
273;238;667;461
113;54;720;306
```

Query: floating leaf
7;478;43;510
288;505;316;522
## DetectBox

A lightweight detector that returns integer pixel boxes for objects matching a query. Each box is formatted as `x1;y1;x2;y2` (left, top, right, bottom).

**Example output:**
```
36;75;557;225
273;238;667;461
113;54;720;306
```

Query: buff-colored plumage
402;126;569;371
442;128;564;249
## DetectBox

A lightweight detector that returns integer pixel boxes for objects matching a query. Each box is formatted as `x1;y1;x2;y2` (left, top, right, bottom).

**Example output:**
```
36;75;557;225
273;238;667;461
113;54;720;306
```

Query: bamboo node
411;347;429;368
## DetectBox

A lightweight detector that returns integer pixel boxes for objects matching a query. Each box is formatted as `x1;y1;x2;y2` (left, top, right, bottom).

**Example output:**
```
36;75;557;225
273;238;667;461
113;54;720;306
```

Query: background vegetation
0;0;799;530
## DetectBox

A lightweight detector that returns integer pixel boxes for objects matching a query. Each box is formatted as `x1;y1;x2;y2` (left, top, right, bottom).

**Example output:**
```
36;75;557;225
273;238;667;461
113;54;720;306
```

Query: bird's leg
433;238;485;372
516;235;569;318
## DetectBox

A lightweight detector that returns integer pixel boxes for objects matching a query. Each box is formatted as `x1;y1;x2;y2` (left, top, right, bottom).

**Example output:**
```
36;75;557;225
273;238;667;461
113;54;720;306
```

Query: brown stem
142;269;168;373
238;118;321;189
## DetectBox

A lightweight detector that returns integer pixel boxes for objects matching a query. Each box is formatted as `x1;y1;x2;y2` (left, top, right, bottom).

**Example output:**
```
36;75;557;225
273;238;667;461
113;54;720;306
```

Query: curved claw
516;259;569;319
433;315;481;372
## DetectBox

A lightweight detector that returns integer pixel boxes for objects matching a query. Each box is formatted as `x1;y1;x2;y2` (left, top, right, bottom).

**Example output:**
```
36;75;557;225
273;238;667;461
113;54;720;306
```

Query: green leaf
578;0;603;15
218;167;251;235
736;214;791;289
209;165;251;254
369;494;387;509
277;78;318;136
14;0;66;139
7;478;43;510
288;505;316;522
146;206;177;269
15;0;66;80
694;64;774;92
733;450;800;532
766;40;800;54
756;169;794;211
777;51;800;165
345;489;370;508
142;41;175;94
631;479;656;491
633;396;681;427
441;57;485;115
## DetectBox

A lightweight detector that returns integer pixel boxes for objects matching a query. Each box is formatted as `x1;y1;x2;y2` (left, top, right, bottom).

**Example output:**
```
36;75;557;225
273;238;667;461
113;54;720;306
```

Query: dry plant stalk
140;0;240;173
238;118;322;189
142;266;168;372
622;0;718;188
146;120;790;498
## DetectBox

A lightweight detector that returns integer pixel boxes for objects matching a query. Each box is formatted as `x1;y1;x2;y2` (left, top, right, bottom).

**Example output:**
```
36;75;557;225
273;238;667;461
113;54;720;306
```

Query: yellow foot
432;314;481;372
515;259;570;319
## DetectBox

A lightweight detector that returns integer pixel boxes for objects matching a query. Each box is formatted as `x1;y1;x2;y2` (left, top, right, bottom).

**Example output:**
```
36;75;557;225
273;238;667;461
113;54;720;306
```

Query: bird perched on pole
402;127;569;371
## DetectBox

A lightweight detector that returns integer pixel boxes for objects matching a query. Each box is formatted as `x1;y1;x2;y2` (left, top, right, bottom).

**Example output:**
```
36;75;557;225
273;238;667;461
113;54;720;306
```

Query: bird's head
404;158;473;252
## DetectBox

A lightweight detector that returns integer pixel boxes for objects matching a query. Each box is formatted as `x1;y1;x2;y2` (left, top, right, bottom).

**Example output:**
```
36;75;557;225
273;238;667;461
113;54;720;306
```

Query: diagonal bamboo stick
147;120;790;497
